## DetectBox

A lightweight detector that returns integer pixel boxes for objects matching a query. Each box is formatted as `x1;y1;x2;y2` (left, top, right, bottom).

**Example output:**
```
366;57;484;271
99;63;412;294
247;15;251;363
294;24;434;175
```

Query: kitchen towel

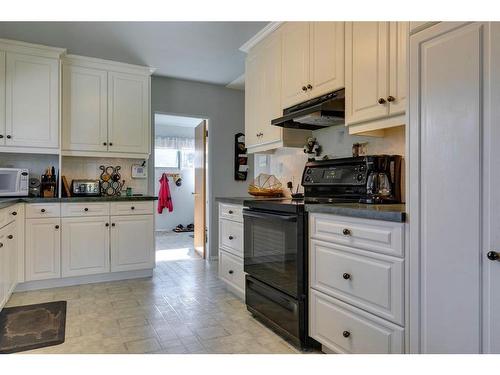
158;173;174;213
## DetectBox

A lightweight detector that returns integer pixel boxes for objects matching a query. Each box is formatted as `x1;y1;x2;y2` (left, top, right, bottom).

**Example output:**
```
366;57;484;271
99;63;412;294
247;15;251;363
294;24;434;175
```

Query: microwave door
0;170;21;196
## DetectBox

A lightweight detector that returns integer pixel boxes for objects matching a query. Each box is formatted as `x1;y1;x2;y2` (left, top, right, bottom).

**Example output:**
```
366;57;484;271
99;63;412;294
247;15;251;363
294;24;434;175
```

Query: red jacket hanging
158;173;173;213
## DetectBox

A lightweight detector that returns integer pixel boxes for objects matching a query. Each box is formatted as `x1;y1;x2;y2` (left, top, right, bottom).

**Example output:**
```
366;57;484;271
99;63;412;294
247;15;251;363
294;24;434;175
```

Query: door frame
152;111;210;259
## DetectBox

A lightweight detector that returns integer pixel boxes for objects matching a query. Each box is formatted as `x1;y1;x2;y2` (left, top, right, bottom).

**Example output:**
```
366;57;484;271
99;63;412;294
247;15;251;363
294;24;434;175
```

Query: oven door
243;208;300;298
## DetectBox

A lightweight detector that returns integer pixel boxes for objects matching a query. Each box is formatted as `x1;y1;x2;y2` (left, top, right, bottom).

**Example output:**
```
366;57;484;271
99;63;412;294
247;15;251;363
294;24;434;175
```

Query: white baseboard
15;269;154;292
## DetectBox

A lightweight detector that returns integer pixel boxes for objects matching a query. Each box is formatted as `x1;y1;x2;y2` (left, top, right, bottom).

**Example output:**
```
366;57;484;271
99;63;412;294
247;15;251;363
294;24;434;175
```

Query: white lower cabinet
218;203;245;299
0;221;17;309
110;214;154;272
309;212;405;353
310;289;404;354
61;216;110;277
25;217;61;281
219;250;245;297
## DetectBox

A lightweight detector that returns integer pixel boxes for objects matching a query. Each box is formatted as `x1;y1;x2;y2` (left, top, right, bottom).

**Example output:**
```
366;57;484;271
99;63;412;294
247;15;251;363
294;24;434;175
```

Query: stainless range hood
271;88;345;130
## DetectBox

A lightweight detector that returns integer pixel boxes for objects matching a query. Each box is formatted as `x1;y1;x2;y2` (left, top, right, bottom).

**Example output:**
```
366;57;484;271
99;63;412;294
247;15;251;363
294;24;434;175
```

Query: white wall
150;76;252;259
254;125;406;197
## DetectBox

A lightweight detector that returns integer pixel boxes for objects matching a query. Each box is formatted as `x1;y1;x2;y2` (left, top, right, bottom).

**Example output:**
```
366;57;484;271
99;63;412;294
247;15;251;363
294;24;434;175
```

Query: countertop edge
0;196;158;209
305;204;406;223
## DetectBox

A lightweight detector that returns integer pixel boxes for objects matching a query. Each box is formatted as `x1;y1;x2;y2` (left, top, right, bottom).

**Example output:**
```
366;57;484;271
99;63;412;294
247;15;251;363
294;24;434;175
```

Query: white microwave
0;168;29;197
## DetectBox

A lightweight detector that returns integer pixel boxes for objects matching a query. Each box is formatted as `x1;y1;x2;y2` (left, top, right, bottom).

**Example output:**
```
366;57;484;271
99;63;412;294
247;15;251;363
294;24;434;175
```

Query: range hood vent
271;88;345;130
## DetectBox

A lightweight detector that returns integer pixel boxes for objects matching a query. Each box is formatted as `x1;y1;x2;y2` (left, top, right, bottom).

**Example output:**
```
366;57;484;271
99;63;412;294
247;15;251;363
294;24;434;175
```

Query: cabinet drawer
110;201;153;215
26;203;61;219
309;213;404;257
309;289;404;354
219;219;243;257
219;250;245;294
310;239;404;325
219;203;243;223
61;202;110;217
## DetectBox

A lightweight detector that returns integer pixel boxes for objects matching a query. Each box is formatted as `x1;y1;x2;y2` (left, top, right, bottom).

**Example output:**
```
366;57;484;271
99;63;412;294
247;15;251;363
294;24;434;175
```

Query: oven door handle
243;209;297;222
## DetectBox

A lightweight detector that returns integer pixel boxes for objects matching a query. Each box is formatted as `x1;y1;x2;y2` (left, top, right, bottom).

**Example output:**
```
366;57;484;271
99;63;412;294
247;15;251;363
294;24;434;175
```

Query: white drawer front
26;203;61;219
309;213;404;257
310;239;404;325
219;250;245;294
310;289;404;354
0;206;15;229
61;202;110;217
219;203;243;223
219;219;243;257
110;201;154;215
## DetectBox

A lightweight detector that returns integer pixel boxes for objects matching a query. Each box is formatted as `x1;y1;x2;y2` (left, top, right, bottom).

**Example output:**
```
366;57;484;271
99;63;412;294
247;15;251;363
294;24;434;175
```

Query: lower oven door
243;208;300;298
246;275;299;341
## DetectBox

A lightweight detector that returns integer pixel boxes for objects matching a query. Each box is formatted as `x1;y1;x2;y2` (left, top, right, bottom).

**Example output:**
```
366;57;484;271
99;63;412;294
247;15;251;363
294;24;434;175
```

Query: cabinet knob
228;210;233;214
302;86;308;92
131;206;135;210
105;223;110;227
342;331;351;338
487;251;500;261
11;211;17;216
387;95;396;102
7;235;13;239
84;208;89;212
41;209;46;213
103;142;107;146
0;135;3;139
55;225;59;229
109;142;113;146
0;243;3;248
342;228;351;236
6;135;11;139
228;235;234;240
307;84;313;90
378;97;386;104
228;270;234;275
112;223;116;227
343;273;351;280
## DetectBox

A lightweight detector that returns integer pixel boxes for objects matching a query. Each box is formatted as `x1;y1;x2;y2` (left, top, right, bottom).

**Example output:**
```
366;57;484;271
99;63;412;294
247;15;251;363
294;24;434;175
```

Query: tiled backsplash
61;157;148;195
254;125;405;197
0;153;59;180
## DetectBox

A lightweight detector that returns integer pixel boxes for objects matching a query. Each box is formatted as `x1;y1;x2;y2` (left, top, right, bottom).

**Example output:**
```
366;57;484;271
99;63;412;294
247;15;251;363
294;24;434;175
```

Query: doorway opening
154;113;208;263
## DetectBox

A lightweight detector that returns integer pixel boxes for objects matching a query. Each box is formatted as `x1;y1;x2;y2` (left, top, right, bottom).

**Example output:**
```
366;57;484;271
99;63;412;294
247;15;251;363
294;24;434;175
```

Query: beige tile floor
5;232;301;354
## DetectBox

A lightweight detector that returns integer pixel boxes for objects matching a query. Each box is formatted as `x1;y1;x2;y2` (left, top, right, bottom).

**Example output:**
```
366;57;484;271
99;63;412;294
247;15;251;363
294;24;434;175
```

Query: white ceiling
155;114;203;128
0;21;268;86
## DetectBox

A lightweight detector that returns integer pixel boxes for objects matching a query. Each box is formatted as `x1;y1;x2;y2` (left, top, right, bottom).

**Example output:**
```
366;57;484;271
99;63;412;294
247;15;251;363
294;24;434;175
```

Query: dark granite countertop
216;196;256;205
305;203;406;223
0;195;157;209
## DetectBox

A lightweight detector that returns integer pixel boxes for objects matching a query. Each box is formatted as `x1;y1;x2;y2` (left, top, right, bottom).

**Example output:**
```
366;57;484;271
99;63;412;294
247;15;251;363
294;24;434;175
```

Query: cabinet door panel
0;231;6;308
5;222;18;295
108;72;149;154
410;22;484;353
0;51;5;145
110;215;154;272
310;22;345;97
260;31;283;145
5;53;59;148
62;65;108;151
389;22;408;115
281;22;310;108
346;22;389;125
25;218;61;281
61;217;110;277
244;50;261;148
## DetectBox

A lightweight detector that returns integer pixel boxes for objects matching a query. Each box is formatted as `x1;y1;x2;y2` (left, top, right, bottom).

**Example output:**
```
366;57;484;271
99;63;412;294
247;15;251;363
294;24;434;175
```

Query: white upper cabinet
389;22;408;116
346;22;407;134
309;22;345;98
281;22;345;108
62;64;108;152
108;71;149;154
61;55;152;157
0;51;5;146
5;52;59;148
281;22;310;108
346;22;390;125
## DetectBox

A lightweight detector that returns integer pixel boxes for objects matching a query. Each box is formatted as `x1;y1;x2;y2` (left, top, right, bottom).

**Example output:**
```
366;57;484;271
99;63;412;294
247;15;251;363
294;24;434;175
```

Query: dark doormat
0;301;67;354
